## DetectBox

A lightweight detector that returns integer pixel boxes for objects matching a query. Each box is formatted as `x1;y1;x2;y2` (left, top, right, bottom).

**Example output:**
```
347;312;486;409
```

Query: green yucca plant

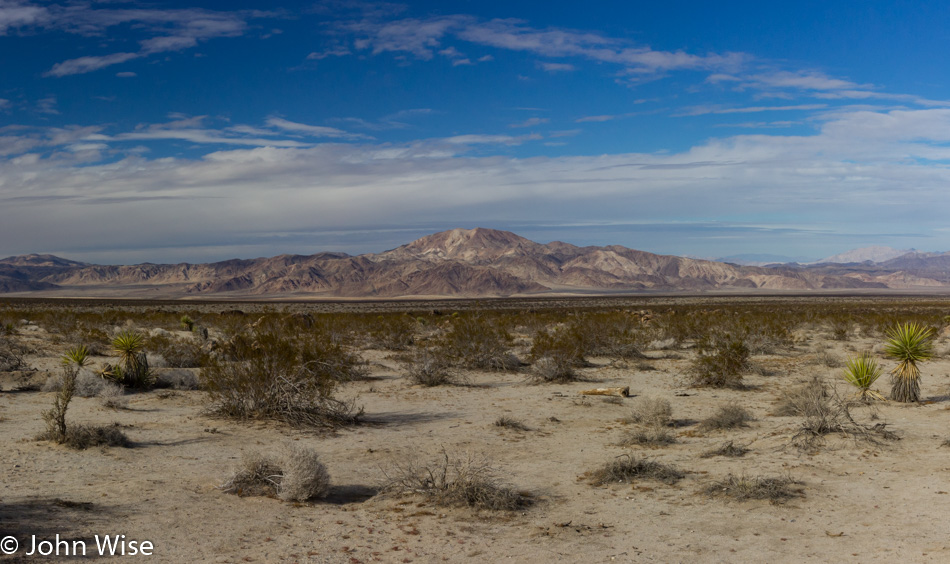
108;331;152;389
842;352;885;401
884;322;934;403
61;345;91;368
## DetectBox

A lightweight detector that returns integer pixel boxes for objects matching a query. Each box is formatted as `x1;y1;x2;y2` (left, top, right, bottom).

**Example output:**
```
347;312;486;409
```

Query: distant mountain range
2;229;949;298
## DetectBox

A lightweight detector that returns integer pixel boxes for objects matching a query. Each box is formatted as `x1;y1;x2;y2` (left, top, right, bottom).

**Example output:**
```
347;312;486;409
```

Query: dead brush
381;448;531;511
703;473;803;504
624;397;672;427
220;447;331;502
588;454;684;486
527;355;580;383
788;385;899;449
698;403;754;432
700;440;750;458
494;416;530;431
402;347;462;387
773;375;827;417
621;396;676;446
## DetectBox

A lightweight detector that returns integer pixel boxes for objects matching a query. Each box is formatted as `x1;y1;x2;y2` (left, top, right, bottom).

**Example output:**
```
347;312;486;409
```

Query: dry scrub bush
220;447;330;502
703;474;803;504
42;369;115;398
588;454;684;486
528;355;578;383
494;416;530;431
699;403;753;432
689;333;750;388
568;312;648;361
625;397;672;427
773;376;827;417
438;316;519;371
780;380;899;449
367;314;417;351
700;440;750;458
0;337;26;371
203;323;363;428
382;449;530;511
530;326;587;368
622;397;675;445
403;347;461;387
147;334;207;368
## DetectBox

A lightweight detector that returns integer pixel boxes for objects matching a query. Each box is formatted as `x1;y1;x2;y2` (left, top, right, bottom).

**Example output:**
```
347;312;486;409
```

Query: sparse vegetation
203;322;363;427
588;454;684;486
703;473;803;504
438;315;519;371
494;416;530;431
403;347;459;386
625;397;672;427
689;333;750;388
382;449;531;511
220;446;331;502
700;440;750;458
699;403;753;432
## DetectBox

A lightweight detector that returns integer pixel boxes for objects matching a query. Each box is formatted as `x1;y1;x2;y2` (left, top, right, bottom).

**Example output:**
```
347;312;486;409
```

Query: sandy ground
4;318;950;563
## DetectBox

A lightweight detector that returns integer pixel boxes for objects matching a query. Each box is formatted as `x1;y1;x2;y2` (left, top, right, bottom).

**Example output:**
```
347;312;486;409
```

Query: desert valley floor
3;296;950;563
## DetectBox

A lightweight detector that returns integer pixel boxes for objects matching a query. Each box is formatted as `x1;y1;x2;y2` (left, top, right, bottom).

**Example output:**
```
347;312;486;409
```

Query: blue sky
3;0;950;263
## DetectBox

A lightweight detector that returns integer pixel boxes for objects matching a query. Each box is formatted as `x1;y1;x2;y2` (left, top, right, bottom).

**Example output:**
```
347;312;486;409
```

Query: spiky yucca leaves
884;322;934;403
842;352;886;401
108;331;152;389
61;345;91;368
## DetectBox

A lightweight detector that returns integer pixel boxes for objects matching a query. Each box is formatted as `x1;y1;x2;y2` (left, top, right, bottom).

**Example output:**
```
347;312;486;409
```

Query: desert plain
2;295;950;563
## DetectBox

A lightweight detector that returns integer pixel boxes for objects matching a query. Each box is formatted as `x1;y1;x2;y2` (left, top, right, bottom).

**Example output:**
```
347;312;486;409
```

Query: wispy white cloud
11;4;272;76
575;114;617;123
265;117;372;140
539;62;574;72
307;45;352;60
443;133;542;145
509;117;549;128
676;103;827;117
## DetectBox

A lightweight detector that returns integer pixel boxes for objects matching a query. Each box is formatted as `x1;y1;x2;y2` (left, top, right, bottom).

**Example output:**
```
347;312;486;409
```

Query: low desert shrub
773;376;827;417
368;314;416;351
494;416;530;431
0;338;26;371
403;347;459;386
620;426;676;446
529;326;587;368
588;454;684;486
703;473;803;504
153;368;200;390
57;423;130;449
148;334;207;368
625;397;672;427
699;404;753;432
689;333;750;388
438;316;519;371
382;449;530;511
700;440;750;458
220;446;331;502
527;355;578;383
202;324;362;427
